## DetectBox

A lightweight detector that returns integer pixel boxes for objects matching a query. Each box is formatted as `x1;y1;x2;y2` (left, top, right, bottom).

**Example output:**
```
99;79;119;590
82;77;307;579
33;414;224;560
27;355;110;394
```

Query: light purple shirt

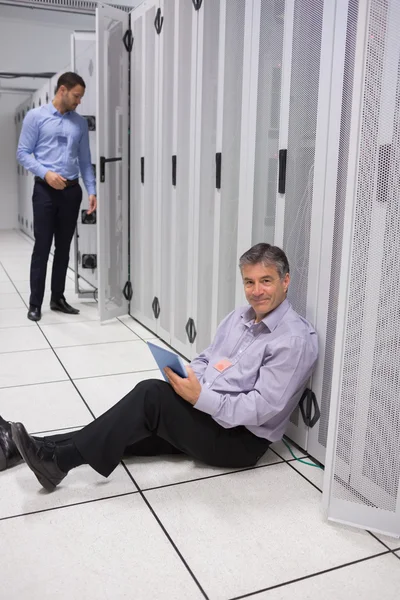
190;299;318;442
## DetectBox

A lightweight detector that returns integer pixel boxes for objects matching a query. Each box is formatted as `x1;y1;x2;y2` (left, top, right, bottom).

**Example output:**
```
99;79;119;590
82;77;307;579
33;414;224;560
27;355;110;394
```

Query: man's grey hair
239;243;290;280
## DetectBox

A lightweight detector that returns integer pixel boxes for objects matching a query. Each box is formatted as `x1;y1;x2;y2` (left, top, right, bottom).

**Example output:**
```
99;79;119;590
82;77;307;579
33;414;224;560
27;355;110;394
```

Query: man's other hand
44;171;67;190
87;195;97;215
164;366;201;406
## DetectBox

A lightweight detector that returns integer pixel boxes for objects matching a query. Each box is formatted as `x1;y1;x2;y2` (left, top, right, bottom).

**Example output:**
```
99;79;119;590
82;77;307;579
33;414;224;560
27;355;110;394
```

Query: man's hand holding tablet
147;342;201;406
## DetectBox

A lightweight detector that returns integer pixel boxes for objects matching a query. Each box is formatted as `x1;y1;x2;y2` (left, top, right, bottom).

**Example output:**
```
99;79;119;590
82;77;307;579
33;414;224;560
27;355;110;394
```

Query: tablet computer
147;341;188;381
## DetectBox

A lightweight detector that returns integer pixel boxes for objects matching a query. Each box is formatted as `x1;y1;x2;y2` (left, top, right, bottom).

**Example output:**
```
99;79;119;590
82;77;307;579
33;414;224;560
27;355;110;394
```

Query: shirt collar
242;298;290;332
47;102;72;116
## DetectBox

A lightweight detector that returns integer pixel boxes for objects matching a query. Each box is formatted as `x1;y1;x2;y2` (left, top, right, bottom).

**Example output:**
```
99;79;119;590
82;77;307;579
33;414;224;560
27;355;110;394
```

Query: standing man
17;72;97;322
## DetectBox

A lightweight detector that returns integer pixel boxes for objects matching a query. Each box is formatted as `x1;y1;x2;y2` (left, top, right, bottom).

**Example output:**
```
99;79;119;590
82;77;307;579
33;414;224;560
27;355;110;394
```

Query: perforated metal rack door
251;0;285;247
129;1;160;332
96;3;129;321
325;0;400;537
282;0;324;433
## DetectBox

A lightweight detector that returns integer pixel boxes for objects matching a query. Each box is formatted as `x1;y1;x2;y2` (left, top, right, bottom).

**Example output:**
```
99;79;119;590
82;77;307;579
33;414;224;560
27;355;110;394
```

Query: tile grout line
0;490;139;523
228;550;394;600
120;462;210;600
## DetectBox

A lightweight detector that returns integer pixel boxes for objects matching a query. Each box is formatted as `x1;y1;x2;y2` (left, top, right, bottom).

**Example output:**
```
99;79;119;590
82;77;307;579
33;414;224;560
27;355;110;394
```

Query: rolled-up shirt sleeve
16;112;48;179
78;120;96;196
194;336;308;428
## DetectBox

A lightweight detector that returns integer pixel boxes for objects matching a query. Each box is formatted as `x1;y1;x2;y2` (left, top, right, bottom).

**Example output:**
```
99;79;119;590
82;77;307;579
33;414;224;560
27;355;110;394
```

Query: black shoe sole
11;423;66;491
50;305;80;315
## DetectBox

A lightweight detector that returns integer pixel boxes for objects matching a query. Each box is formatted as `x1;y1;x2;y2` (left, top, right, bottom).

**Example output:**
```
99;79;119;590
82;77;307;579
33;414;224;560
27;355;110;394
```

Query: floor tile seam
117;316;159;344
32;336;143;351
228;549;394;600
367;530;400;552
0;345;51;356
72;367;162;381
0;378;69;390
120;462;209;599
136;457;286;494
284;458;323;494
31;326;98;421
0;489;140;523
50;337;148;350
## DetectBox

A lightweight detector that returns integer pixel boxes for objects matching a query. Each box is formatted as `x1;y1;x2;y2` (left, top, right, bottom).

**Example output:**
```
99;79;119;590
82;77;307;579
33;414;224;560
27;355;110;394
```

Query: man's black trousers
41;380;270;477
30;181;82;308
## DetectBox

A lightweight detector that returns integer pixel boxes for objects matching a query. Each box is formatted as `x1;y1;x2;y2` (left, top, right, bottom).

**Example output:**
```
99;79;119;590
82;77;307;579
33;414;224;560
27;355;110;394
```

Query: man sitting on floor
0;243;318;491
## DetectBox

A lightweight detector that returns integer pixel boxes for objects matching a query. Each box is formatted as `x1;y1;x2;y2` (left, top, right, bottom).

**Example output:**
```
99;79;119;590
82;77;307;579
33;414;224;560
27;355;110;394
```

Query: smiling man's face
241;262;290;322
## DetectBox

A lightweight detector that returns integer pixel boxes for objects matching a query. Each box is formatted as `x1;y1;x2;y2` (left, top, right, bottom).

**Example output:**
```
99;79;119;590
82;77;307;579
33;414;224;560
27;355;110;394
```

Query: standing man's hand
44;171;67;190
164;366;202;406
87;195;97;215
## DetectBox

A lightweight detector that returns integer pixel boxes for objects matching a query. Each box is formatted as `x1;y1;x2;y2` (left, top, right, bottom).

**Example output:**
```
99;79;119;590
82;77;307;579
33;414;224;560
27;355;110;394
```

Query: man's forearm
16;150;47;179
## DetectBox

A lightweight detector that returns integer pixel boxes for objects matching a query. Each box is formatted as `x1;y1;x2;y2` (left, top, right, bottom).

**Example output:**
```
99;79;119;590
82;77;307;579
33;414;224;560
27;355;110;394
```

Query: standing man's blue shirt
16;103;96;195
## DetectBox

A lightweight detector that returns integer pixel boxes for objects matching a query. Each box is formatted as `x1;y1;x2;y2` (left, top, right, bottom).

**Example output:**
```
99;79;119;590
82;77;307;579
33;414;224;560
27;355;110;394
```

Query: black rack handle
185;318;197;344
123;281;133;301
141;157;145;184
299;388;320;428
216;152;222;190
152;296;160;319
123;29;133;52
278;149;287;194
154;7;164;34
100;156;122;183
172;155;177;186
192;0;203;10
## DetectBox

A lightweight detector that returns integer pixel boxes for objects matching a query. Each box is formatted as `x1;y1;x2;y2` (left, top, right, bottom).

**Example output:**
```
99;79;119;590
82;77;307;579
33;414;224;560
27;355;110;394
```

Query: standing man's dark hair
55;72;86;93
239;243;290;279
16;70;96;322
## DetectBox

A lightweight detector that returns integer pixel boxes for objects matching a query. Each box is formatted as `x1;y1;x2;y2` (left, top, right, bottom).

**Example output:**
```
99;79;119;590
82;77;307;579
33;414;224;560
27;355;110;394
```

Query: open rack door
96;3;129;321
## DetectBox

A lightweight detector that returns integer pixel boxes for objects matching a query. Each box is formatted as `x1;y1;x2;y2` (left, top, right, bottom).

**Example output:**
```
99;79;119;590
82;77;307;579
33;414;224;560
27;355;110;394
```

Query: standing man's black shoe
11;422;67;491
27;306;41;322
0;416;23;471
50;296;80;315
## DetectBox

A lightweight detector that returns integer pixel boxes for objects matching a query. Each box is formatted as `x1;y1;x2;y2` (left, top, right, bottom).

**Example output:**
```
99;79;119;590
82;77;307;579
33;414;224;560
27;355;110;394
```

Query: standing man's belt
34;176;79;188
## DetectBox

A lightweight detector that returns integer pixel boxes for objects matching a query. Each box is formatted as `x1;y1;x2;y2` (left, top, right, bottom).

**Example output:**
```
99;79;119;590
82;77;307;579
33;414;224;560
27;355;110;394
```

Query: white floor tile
0;494;204;599
0;280;17;294
74;370;163;417
118;314;158;339
0;459;135;520
126;447;283;491
0;270;10;282
38;301;99;325
56;340;160;379
0;380;91;432
13;277;75;294
256;554;400;600
374;533;400;551
0;292;25;309
144;463;385;599
0;307;35;328
289;458;325;491
40;319;139;348
0;348;68;388
0;325;50;353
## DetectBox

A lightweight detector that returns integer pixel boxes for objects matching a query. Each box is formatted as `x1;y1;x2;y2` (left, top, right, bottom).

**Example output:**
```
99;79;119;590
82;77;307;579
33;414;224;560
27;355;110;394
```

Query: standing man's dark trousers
29;180;82;308
43;380;270;477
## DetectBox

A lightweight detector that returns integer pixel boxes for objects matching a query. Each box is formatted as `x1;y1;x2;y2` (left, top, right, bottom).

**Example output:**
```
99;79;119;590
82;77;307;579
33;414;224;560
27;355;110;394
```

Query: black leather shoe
27;305;41;322
0;417;23;471
11;422;67;491
50;296;80;315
